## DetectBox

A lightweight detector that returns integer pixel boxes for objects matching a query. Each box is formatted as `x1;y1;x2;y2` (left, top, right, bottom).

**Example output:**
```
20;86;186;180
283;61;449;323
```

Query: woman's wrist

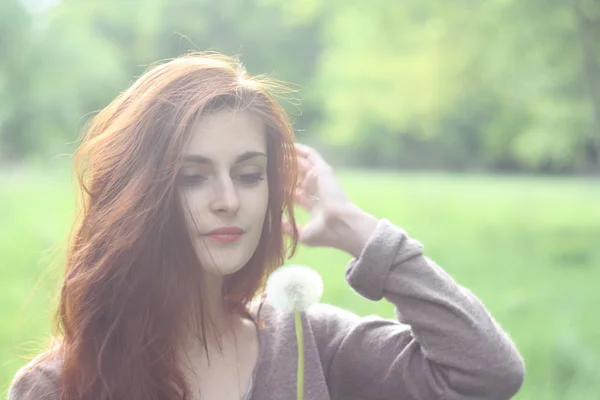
328;204;379;258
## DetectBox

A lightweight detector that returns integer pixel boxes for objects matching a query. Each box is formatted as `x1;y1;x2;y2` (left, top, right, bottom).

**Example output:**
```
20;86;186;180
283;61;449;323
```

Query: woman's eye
238;172;265;185
178;173;207;187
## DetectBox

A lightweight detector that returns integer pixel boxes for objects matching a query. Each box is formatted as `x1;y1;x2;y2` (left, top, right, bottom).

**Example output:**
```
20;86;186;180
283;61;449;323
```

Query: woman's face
179;109;270;277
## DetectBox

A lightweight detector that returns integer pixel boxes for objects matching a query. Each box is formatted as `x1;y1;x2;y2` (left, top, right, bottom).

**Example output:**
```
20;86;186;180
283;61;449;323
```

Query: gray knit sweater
8;219;525;399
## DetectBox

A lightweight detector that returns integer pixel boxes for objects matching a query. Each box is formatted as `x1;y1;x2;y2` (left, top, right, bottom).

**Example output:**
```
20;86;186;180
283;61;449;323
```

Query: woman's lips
206;233;243;243
204;226;244;243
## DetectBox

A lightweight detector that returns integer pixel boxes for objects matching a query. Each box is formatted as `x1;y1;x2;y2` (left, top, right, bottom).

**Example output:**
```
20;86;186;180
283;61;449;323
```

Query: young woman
9;53;524;400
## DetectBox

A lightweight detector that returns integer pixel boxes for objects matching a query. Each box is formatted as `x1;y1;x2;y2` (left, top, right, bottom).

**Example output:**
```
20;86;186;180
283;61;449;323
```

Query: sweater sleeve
7;354;60;400
309;219;525;400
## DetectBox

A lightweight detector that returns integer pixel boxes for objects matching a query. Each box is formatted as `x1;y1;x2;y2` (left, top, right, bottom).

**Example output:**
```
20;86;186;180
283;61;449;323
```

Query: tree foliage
1;0;598;173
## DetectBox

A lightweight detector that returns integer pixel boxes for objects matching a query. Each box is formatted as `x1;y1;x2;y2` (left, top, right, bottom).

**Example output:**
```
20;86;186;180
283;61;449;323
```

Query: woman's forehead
185;109;267;162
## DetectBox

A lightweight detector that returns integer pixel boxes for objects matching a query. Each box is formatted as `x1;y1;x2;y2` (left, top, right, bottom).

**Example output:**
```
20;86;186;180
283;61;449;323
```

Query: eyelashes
238;172;265;185
178;172;265;188
178;174;206;187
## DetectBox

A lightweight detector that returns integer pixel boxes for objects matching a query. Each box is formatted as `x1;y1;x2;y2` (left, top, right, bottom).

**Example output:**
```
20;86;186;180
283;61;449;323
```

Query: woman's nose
210;177;240;214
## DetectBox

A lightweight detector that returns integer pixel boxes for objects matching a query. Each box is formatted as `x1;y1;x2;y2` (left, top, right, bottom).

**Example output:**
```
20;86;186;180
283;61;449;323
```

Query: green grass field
1;165;599;399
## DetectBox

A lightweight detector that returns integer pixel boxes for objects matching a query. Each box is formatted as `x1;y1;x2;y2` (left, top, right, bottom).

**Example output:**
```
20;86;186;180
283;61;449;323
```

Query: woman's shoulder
8;347;62;400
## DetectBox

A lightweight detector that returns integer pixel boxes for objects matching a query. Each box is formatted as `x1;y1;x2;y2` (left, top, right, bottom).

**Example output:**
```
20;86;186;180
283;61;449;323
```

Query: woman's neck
180;272;244;349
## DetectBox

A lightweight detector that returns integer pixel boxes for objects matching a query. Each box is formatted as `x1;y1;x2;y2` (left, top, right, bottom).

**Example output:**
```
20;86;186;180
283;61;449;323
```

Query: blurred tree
1;0;598;173
573;0;600;172
309;0;600;172
308;1;476;169
0;0;32;160
475;0;600;173
2;0;322;159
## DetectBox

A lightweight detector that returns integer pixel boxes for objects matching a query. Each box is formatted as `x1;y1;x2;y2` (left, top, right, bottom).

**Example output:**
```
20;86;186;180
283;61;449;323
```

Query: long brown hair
57;52;299;400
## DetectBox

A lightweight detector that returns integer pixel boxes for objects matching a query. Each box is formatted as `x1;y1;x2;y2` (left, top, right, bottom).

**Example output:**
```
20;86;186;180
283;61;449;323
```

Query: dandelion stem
295;311;304;400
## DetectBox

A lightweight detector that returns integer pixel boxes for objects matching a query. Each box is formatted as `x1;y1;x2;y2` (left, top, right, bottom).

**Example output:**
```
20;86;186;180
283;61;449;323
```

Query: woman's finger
297;157;311;176
282;219;293;236
294;187;314;210
295;143;323;165
295;156;311;188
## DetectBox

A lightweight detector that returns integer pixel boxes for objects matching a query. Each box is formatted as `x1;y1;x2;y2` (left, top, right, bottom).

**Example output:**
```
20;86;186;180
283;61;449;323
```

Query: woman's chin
200;260;248;277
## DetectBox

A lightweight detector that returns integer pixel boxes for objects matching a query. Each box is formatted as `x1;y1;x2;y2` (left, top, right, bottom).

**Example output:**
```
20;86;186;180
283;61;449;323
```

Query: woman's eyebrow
184;151;267;165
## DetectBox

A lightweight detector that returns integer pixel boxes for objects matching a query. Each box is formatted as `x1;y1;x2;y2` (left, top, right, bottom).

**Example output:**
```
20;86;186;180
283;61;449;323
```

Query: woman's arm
291;143;525;399
310;211;524;399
